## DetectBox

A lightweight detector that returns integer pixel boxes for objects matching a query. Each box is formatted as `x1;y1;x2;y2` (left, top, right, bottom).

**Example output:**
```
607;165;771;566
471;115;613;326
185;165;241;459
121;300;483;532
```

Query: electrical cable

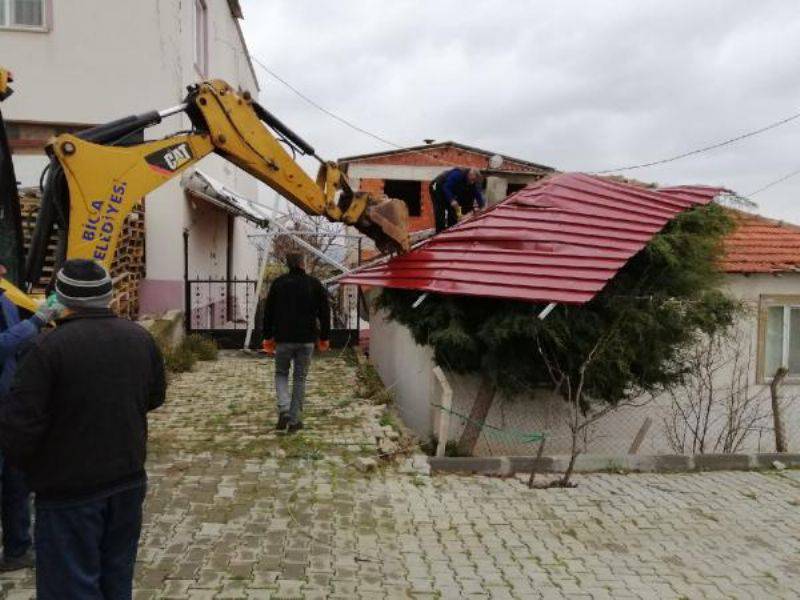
250;53;800;177
249;55;403;151
746;164;800;197
592;109;800;173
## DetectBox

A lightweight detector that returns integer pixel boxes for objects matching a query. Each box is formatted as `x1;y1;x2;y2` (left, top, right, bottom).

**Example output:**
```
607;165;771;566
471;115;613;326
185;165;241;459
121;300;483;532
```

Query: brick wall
361;178;436;231
353;145;544;173
347;145;551;234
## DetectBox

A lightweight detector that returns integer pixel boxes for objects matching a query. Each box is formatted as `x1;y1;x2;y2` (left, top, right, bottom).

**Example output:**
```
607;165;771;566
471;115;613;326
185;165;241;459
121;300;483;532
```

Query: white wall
369;306;437;435
0;0;262;315
369;273;800;456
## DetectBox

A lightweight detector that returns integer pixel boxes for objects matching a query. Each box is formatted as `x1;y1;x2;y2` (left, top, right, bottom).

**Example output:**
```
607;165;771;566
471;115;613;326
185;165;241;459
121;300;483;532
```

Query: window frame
0;0;50;32
193;0;209;77
757;294;800;383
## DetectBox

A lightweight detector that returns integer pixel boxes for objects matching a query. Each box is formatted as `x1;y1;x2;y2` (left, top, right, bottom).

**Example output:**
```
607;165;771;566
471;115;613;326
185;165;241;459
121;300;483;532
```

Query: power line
249;55;403;150
248;55;505;172
593;110;800;174
248;53;800;181
747;165;800;197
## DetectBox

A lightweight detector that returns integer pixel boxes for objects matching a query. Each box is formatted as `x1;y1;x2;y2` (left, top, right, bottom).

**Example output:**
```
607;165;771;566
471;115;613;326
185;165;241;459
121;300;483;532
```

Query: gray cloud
240;0;800;220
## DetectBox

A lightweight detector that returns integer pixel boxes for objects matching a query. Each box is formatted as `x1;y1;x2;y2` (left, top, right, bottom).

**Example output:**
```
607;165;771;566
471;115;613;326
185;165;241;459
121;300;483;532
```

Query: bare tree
267;206;360;330
536;332;650;486
270;205;351;279
664;328;773;454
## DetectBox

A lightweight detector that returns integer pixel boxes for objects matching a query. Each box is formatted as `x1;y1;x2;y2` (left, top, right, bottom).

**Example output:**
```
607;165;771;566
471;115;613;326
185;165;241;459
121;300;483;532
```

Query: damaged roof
721;210;800;274
341;173;725;304
182;170;272;226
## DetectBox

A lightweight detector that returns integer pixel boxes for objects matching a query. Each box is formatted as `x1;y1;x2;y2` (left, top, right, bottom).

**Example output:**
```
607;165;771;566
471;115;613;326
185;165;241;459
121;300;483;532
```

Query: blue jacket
438;168;486;209
0;291;42;396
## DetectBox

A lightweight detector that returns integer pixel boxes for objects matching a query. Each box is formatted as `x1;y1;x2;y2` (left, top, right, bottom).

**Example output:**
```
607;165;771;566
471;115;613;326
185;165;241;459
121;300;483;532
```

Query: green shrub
183;334;219;361
160;334;218;373
163;344;197;373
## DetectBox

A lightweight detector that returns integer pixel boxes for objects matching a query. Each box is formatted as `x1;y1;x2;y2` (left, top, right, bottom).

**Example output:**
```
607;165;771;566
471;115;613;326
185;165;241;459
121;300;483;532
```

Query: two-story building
0;0;265;320
339;141;555;234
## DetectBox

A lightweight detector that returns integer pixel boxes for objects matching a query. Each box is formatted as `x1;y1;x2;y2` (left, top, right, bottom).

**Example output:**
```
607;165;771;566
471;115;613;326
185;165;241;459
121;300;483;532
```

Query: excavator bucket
360;195;410;254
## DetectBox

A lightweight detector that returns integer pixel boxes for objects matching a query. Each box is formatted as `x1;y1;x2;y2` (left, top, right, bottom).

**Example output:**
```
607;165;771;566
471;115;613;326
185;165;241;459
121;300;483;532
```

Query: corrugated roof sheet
340;173;723;304
721;210;800;274
182;170;273;225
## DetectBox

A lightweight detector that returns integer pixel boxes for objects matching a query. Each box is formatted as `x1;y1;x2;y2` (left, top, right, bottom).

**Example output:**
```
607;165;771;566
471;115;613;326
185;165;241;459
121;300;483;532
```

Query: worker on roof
429;167;486;233
0;262;62;572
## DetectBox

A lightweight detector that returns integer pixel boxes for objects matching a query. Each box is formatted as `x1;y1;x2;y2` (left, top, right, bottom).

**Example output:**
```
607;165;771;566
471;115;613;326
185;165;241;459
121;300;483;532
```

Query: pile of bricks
109;206;145;319
19;190;58;291
19;190;146;319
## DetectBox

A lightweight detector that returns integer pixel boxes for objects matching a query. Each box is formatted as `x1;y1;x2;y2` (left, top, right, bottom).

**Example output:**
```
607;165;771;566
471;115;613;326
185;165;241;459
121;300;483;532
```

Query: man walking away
0;259;166;599
0;262;61;571
262;253;330;433
429;167;487;232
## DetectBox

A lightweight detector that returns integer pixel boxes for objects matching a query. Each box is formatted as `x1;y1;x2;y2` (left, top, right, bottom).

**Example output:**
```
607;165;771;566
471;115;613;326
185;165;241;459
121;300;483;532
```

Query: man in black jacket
262;253;330;433
0;259;166;600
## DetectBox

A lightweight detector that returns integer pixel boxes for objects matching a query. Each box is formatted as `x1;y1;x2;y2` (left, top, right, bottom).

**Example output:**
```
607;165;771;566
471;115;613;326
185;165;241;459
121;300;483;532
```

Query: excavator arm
22;78;409;294
0;68;37;312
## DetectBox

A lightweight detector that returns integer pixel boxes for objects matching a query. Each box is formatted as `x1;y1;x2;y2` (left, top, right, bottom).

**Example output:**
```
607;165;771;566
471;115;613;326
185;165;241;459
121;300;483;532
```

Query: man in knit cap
0;259;166;599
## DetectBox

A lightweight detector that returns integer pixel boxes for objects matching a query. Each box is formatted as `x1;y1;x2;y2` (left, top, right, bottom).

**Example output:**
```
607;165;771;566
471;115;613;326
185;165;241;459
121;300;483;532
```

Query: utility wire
249;55;403;150
247;55;507;172
592;110;800;174
249;52;800;181
747;165;800;197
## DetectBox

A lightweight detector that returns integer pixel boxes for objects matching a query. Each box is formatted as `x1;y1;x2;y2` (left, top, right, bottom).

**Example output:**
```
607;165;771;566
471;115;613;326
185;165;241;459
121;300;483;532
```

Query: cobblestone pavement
1;353;799;599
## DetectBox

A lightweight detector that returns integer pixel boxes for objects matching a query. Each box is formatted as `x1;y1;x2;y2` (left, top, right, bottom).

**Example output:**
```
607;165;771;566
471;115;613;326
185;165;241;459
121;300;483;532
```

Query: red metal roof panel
341;173;720;304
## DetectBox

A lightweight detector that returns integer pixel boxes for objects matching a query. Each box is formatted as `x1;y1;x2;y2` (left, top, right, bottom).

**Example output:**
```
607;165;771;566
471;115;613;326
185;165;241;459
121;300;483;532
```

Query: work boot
276;412;290;431
287;421;304;434
0;549;34;571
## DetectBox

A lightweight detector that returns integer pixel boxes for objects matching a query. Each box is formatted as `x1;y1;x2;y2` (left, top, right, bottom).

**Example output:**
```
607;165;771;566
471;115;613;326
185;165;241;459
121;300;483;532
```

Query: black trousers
429;182;459;233
35;483;146;600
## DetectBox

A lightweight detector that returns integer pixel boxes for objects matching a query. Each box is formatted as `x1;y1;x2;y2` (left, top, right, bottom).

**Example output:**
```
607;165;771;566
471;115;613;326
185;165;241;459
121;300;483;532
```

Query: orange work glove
262;339;276;355
316;339;330;352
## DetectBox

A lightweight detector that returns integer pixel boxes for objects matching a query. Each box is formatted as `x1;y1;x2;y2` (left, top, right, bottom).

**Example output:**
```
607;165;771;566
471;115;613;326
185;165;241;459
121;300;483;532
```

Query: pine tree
378;203;741;483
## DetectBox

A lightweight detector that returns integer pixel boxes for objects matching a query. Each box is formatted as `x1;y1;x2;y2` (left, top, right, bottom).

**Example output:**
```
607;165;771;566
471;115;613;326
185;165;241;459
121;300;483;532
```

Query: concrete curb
428;453;800;475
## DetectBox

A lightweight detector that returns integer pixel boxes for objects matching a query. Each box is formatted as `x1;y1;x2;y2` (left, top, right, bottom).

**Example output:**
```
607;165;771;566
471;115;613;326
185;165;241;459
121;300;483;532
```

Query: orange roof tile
721;210;800;273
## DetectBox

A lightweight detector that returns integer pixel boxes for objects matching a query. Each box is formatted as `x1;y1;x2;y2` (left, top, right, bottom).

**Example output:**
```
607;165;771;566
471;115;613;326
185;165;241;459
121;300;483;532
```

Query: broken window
506;183;528;197
383;179;421;217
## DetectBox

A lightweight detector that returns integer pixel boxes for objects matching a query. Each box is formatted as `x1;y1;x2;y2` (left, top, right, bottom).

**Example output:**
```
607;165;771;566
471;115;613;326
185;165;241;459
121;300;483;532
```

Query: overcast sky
240;0;800;221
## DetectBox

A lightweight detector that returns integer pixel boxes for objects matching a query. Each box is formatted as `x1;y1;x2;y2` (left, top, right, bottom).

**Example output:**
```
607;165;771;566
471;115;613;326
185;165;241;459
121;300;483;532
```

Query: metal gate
185;276;258;348
183;218;365;350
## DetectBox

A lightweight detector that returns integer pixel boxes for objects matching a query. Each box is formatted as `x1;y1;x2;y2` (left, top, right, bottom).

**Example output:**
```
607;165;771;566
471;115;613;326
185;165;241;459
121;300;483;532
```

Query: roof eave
338;141;555;172
227;0;244;19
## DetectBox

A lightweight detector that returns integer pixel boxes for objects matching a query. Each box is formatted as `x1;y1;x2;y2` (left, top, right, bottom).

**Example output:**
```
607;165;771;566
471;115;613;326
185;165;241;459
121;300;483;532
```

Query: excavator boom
0;68;36;311
21;78;409;295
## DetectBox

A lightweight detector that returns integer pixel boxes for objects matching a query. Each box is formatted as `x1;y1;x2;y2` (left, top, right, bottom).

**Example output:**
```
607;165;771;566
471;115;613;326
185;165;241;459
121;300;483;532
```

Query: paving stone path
1;352;799;599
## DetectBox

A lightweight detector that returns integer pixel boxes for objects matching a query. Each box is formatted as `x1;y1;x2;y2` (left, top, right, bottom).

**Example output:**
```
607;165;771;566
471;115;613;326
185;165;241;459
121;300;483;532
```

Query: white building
0;0;264;317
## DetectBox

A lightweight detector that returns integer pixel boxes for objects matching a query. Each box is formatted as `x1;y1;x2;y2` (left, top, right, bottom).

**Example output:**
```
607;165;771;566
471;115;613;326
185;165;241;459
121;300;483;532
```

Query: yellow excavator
0;67;409;313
